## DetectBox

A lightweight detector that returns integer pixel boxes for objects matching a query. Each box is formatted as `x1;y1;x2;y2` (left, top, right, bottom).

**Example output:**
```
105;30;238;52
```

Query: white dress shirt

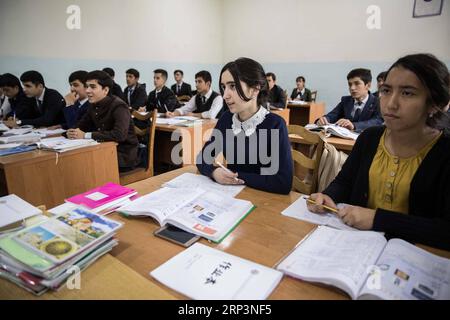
176;89;223;119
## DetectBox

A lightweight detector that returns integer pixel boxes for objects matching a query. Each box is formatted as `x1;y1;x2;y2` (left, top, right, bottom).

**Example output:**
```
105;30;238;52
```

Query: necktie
128;88;134;105
177;85;181;94
201;96;206;105
36;100;43;114
353;107;362;122
74;100;81;109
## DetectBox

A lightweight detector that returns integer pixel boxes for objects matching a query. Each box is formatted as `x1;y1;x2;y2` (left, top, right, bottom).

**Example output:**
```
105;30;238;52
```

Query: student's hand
317;116;329;125
212;168;245;185
337;205;376;230
307;193;337;214
335;118;355;130
64;92;78;106
67;128;85;139
138;106;147;113
166;111;175;118
47;125;62;130
4;118;19;128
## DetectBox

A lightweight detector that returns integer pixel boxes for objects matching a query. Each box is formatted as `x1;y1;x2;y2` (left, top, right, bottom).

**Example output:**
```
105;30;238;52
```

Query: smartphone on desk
153;225;201;247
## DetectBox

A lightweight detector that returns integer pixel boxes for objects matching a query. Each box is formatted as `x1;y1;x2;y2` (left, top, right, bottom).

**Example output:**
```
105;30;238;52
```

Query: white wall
1;0;449;109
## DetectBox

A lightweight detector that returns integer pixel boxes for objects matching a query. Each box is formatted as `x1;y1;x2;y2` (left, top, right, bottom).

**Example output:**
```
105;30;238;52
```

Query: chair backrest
288;125;325;194
311;90;317;102
131;109;157;176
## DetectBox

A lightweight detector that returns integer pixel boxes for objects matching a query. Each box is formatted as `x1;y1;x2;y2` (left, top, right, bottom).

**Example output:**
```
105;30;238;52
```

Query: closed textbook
150;243;283;300
66;182;137;212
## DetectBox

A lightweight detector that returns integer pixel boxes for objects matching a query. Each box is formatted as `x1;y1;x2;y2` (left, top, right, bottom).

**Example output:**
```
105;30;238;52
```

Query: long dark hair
385;53;449;129
219;57;269;107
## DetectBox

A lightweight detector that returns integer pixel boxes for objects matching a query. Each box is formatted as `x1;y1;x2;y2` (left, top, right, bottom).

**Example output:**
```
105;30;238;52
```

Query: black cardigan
323;126;450;250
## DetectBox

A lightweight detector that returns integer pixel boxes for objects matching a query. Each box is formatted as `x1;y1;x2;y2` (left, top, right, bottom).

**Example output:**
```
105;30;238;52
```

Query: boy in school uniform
6;70;65;128
373;71;387;98
146;69;179;113
266;72;287;109
290;76;312;102
63;70;91;129
102;67;126;102
123;68;147;110
67;70;139;171
316;68;383;131
166;70;223;119
0;73;35;122
170;70;192;97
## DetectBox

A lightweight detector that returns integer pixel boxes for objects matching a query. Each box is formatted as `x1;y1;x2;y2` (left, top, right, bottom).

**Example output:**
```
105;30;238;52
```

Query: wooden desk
0;142;119;208
110;166;345;299
289;133;355;152
0;254;176;299
154;120;217;166
287;102;325;126
270;108;290;124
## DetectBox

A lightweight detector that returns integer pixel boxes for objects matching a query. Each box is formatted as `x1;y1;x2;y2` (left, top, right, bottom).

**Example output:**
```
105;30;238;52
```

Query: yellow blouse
367;130;441;214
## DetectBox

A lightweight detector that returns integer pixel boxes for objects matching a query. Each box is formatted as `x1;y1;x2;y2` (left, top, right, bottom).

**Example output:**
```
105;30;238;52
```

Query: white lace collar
232;106;269;136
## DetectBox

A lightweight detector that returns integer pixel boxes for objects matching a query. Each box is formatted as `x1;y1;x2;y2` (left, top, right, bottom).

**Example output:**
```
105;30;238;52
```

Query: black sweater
323;126;450;250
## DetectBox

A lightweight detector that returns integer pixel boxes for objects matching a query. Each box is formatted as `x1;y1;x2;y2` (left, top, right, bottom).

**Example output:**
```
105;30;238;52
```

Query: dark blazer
171;82;192;97
124;83;147;110
146;86;179;113
268;85;287;108
7;90;37;120
323;126;450;250
323;93;383;131
77;95;139;168
111;82;126;102
63;100;91;129
290;88;312;102
21;87;65;127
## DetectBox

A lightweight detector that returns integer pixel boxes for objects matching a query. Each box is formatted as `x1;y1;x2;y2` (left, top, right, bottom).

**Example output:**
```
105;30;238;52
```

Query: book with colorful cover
65;182;137;212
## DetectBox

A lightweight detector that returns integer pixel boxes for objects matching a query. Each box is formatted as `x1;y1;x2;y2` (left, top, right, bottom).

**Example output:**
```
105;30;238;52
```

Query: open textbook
305;123;359;140
37;136;98;152
151;243;283;300
281;196;356;231
276;226;450;300
118;187;254;243
163;172;245;197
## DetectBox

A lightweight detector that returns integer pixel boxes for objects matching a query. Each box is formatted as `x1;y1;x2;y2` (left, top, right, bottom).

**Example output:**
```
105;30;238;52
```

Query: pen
305;197;339;214
164;104;168;112
215;161;239;181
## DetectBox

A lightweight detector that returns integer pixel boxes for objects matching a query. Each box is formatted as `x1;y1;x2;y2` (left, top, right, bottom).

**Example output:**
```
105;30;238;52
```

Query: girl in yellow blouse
308;53;450;250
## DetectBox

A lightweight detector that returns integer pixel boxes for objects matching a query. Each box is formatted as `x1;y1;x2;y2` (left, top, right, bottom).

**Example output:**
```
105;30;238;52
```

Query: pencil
215;161;239;182
305;197;339;214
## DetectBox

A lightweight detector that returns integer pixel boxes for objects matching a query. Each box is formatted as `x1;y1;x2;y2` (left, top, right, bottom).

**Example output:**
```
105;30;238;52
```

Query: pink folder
66;182;136;209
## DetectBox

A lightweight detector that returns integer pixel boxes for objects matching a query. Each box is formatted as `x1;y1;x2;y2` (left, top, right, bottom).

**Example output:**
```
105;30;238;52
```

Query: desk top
289;133;355;152
0;141;118;168
155;119;217;133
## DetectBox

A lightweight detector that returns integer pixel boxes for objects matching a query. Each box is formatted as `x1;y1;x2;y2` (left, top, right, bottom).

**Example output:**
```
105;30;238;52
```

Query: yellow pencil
305;197;339;214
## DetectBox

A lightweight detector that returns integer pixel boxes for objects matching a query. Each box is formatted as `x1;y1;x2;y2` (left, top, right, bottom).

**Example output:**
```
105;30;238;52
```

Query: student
14;71;65;127
0;73;35;121
266;72;287;109
290;76;312;102
146;69;179;113
102;67;126;102
316;68;383;131
0;77;11;119
166;70;223;119
63;70;91;129
308;53;450;250
67;70;139;171
196;58;293;195
373;71;387;97
123;68;147;110
171;70;193;97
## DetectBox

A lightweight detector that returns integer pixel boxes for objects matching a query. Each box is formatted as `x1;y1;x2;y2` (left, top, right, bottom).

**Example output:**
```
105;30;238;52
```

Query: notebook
305;123;359;140
66;182;137;213
150;243;283;300
0;145;37;157
0;194;42;231
276;226;450;300
118;186;254;243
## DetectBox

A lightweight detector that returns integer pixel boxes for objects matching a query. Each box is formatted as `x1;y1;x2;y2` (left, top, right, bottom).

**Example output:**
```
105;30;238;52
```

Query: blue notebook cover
0;145;37;156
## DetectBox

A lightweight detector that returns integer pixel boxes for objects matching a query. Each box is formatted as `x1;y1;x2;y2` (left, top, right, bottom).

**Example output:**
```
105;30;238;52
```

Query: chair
311;90;317;102
288;125;325;194
119;109;157;185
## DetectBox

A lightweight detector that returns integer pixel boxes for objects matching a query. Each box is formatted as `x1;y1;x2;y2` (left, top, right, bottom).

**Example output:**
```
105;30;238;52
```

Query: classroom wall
1;0;449;111
222;0;450;110
0;0;224;94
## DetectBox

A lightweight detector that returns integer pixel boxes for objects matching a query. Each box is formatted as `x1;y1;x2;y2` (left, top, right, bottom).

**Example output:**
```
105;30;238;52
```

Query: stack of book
65;182;138;215
0;206;122;295
37;136;98;152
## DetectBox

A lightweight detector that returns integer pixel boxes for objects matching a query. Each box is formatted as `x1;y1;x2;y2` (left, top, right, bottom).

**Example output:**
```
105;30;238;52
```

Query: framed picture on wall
413;0;443;18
